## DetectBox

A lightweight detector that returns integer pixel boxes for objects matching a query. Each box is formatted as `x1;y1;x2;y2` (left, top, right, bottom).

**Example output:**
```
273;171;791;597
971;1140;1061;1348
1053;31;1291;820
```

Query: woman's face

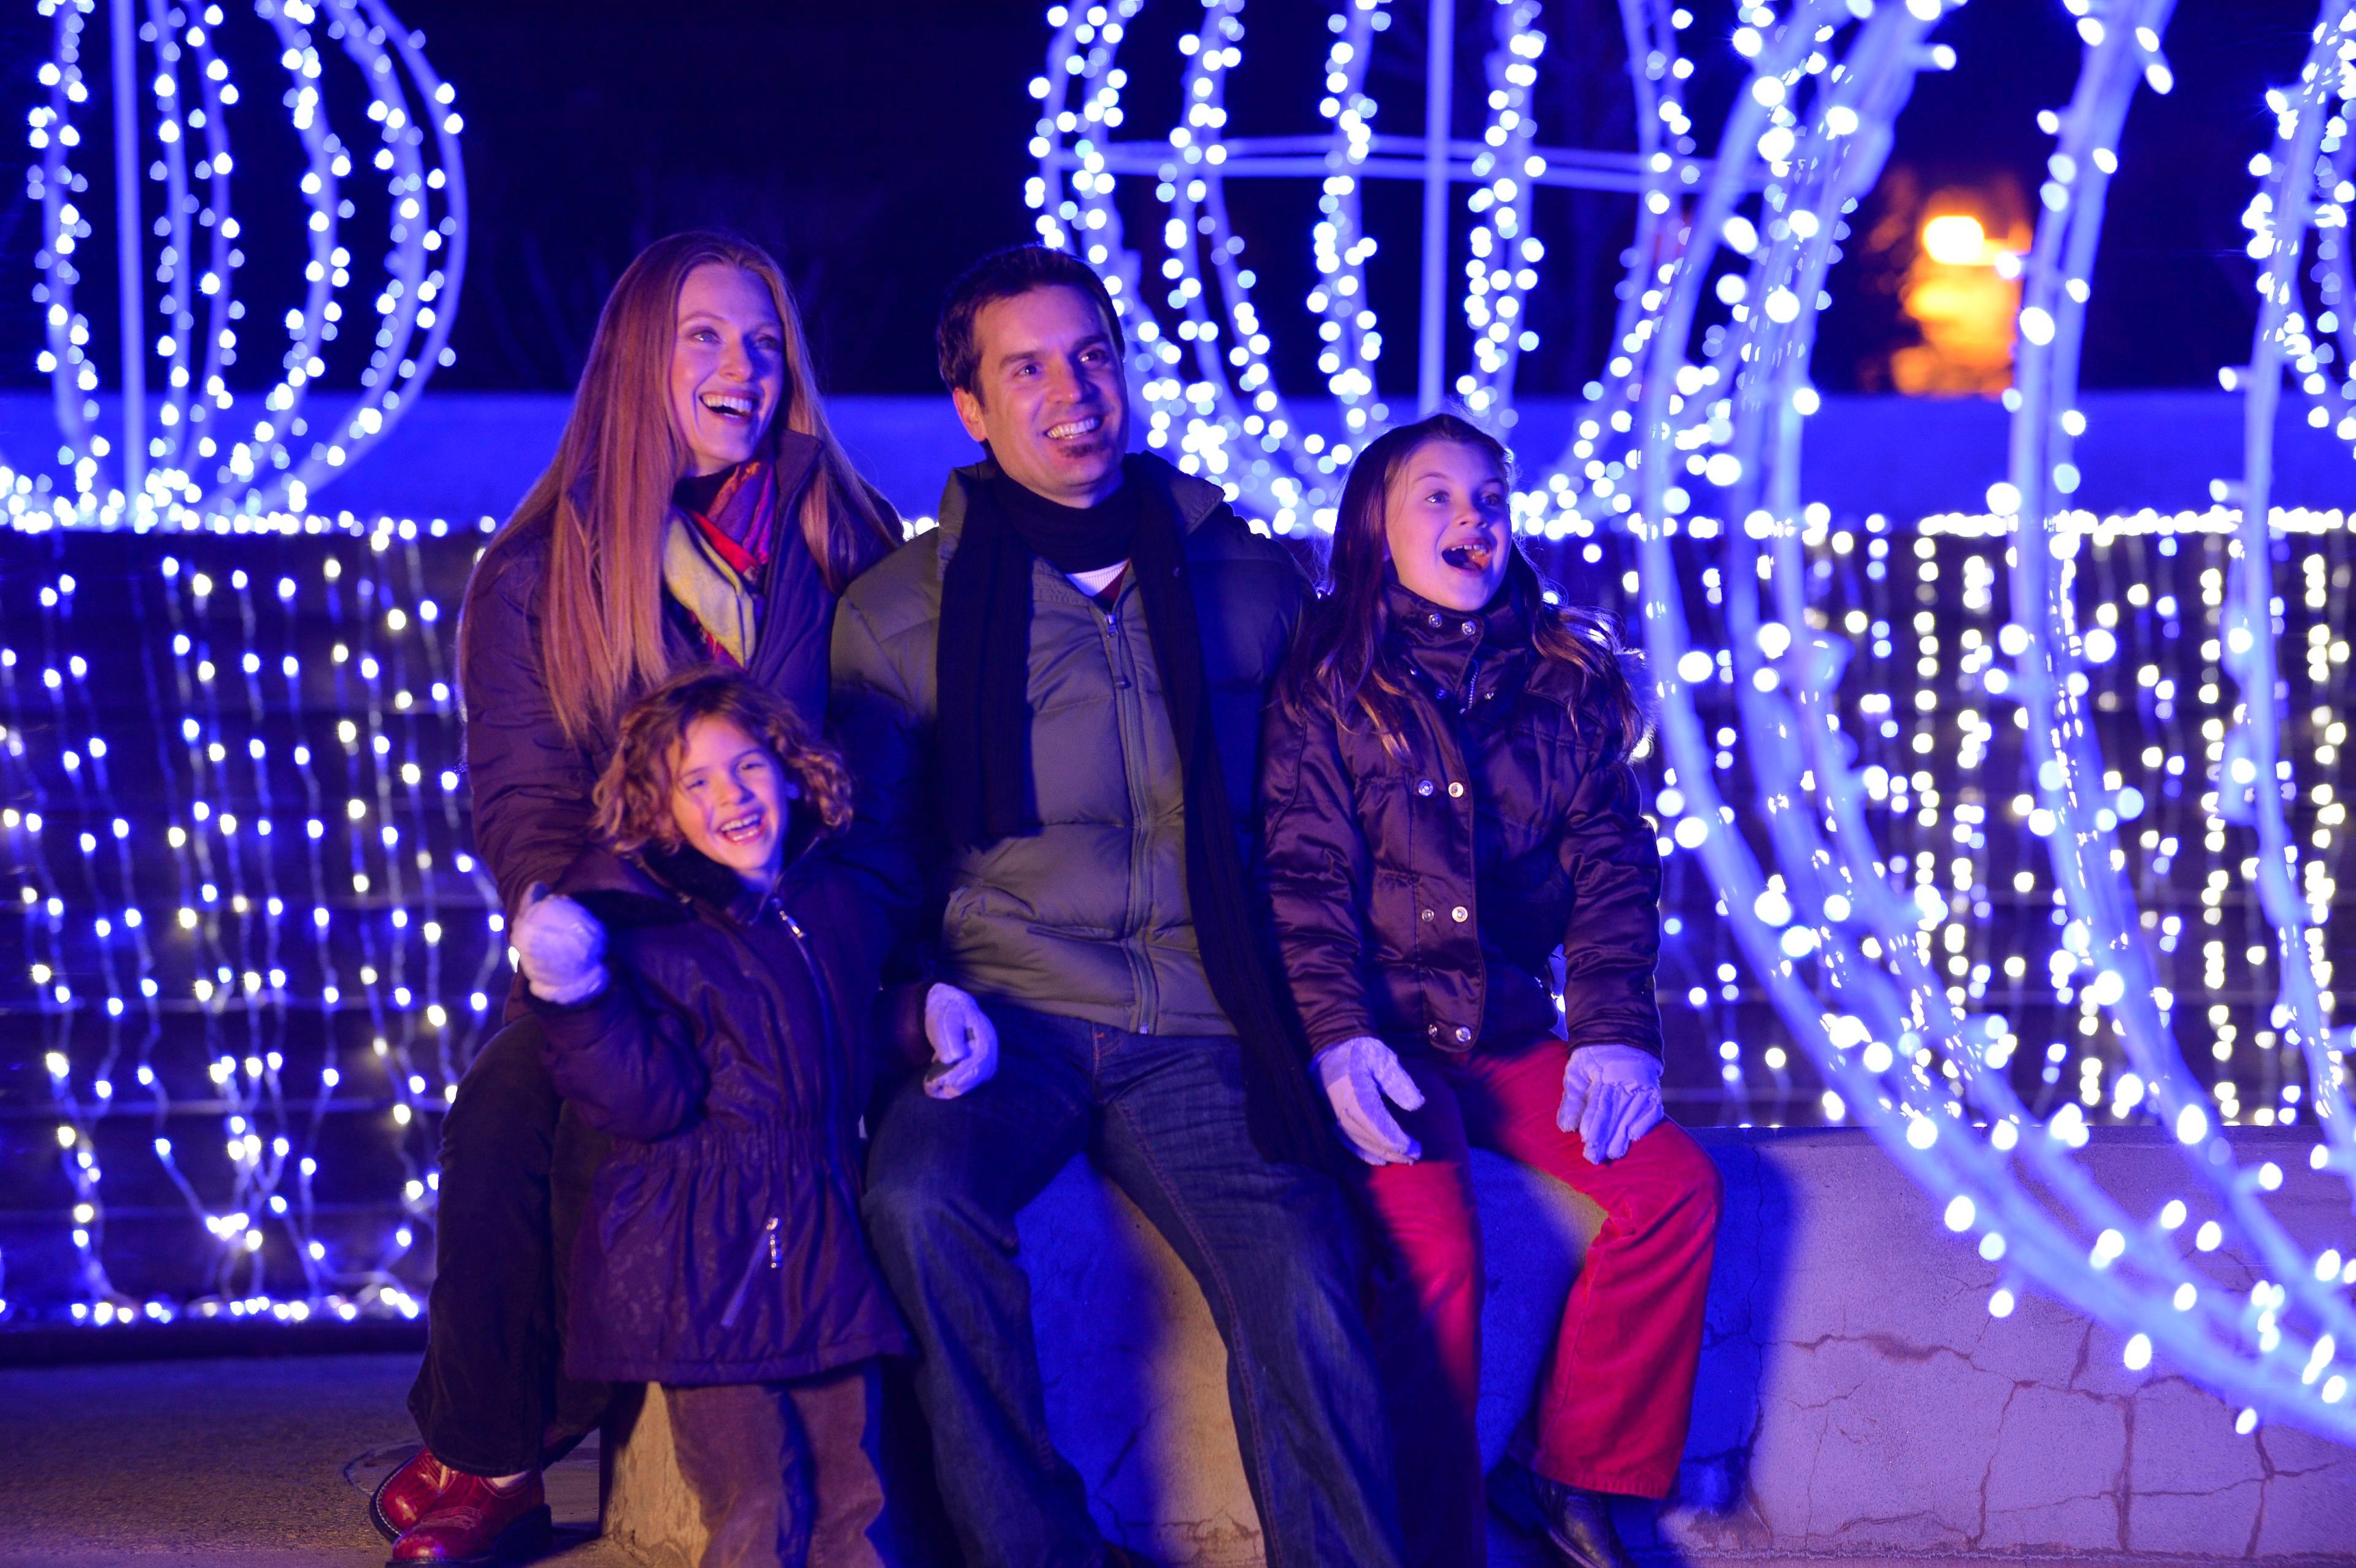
1382;439;1511;612
666;715;791;890
670;264;787;477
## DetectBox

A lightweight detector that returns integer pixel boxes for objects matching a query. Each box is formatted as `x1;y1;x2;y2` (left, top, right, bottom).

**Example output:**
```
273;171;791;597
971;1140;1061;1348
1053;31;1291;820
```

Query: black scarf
937;460;1326;1164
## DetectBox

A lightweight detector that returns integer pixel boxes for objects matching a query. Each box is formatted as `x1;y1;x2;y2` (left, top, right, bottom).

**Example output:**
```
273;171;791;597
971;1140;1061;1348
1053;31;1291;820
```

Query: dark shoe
1487;1456;1638;1568
370;1447;455;1543
388;1471;550;1566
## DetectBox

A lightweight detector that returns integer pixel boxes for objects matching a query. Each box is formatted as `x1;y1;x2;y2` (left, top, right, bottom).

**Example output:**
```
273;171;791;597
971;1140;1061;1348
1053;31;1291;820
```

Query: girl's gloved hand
923;983;999;1099
1315;1036;1426;1165
513;883;608;1005
1557;1043;1664;1164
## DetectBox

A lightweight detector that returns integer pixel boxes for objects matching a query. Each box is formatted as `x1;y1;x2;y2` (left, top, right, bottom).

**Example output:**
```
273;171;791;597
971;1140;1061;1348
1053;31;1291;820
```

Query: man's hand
923;983;999;1099
513;884;607;1005
1315;1036;1426;1165
1556;1043;1663;1164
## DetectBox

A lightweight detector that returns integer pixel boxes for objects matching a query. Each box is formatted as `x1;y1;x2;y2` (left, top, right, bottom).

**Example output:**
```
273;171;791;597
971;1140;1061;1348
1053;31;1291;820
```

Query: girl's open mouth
700;391;757;423
717;810;768;847
1442;540;1494;573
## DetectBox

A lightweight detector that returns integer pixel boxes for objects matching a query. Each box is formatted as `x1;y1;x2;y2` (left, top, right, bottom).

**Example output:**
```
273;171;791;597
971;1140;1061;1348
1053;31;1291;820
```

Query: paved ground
0;1353;631;1568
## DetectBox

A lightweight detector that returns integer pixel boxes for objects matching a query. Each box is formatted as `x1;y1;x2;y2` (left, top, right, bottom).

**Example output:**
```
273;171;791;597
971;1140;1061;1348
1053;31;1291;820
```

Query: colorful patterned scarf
663;461;779;667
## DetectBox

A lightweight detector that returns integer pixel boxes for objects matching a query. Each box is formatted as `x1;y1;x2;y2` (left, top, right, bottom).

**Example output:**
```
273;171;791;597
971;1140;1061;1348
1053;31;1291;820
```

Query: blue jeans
861;1002;1404;1568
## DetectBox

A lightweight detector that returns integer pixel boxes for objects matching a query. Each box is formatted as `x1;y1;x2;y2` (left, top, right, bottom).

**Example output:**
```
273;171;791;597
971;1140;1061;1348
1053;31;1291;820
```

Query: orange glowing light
1922;213;1993;266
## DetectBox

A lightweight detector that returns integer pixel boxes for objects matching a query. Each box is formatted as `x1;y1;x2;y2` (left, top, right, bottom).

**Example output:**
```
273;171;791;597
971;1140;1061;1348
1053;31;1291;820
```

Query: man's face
952;284;1131;508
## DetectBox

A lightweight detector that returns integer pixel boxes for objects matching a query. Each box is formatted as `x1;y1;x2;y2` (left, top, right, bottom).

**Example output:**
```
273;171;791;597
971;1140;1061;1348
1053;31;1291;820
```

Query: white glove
1315;1036;1426;1166
514;884;607;1005
1557;1043;1665;1164
923;983;999;1099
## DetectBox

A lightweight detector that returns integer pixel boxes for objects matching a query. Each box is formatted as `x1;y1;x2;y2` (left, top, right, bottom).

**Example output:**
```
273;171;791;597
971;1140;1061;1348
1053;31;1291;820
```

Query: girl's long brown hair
479;231;898;746
1280;413;1647;759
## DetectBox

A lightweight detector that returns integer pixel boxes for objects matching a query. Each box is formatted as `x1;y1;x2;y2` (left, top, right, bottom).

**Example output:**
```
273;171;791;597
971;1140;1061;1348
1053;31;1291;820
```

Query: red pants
1350;1039;1721;1566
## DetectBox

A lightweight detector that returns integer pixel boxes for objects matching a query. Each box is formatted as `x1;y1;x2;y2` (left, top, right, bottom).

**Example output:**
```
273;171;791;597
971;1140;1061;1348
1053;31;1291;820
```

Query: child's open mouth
717;810;768;847
1442;540;1493;573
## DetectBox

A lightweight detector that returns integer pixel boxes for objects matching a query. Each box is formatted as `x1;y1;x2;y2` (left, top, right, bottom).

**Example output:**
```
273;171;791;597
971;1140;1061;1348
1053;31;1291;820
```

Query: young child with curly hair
507;666;906;1568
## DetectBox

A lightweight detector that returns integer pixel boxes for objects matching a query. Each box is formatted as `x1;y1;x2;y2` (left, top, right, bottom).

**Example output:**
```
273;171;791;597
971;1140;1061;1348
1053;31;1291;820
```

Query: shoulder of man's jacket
836;521;945;647
1132;452;1304;579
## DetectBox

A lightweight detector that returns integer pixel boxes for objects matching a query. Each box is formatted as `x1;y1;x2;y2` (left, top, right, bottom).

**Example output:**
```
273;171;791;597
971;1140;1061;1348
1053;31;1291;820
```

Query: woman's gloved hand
923;982;999;1099
513;883;608;1005
1556;1043;1664;1164
1315;1036;1426;1165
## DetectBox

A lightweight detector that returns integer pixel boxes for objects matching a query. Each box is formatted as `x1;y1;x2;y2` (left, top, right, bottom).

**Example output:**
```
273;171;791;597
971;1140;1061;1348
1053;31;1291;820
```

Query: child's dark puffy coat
1261;581;1664;1060
534;837;907;1385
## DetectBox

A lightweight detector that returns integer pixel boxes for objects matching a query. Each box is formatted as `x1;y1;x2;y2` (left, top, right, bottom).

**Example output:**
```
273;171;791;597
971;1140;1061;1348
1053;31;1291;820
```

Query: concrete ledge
604;1129;2356;1566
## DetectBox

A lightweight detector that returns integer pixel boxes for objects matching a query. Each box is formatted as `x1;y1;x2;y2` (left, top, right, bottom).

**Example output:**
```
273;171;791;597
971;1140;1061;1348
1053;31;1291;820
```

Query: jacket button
1427;1023;1441;1036
1454;1026;1473;1043
1427;612;1442;628
1460;619;1477;636
1447;781;1466;798
1450;905;1469;923
1420;908;1435;922
1415;778;1434;796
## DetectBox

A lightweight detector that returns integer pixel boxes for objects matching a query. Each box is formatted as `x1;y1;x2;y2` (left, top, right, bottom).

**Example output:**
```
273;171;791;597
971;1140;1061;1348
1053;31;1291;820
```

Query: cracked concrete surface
600;1128;2355;1565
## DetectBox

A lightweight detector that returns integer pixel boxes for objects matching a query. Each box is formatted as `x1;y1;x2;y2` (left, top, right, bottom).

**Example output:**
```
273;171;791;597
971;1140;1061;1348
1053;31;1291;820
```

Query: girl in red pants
1262;413;1721;1568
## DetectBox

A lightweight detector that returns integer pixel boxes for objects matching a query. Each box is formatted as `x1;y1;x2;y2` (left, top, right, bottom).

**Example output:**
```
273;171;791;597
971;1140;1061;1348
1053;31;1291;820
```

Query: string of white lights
7;515;500;1324
1625;0;2355;1442
25;0;464;526
1028;0;1728;531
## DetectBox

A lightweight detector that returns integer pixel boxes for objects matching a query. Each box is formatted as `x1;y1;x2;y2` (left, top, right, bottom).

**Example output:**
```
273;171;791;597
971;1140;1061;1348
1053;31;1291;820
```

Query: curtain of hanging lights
1023;0;2356;1443
6;0;471;1328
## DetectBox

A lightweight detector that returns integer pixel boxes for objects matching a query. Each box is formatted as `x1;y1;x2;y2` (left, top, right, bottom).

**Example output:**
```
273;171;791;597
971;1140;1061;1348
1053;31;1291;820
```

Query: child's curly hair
591;666;853;853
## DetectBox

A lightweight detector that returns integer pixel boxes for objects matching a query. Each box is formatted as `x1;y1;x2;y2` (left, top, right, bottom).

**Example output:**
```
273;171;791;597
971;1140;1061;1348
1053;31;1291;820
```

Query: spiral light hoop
2236;2;2355;1144
2003;0;2356;1397
28;0;466;525
1028;0;1711;532
1638;0;2354;1443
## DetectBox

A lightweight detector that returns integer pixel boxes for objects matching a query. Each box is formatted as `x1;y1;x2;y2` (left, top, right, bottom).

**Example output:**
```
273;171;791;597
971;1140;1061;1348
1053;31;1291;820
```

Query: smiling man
829;245;1404;1568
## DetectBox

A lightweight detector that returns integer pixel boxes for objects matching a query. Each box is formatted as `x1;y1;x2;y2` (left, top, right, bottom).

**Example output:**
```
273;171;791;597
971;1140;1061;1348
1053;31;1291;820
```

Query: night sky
0;1;2326;398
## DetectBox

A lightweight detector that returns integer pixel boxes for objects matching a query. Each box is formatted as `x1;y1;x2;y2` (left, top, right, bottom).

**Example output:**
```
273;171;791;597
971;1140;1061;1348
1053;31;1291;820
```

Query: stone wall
606;1127;2355;1564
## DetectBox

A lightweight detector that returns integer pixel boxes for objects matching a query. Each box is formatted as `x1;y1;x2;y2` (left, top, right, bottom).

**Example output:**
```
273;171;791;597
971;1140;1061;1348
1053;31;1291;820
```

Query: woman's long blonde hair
482;231;897;745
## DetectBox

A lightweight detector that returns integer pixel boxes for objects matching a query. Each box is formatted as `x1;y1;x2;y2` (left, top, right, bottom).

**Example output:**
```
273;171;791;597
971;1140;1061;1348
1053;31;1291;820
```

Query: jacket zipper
700;869;827;1334
1101;594;1161;1034
720;1215;780;1328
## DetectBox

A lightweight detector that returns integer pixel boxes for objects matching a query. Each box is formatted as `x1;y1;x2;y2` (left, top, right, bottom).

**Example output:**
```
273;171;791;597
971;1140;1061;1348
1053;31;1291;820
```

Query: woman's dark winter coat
458;431;855;920
534;836;909;1385
1261;580;1665;1061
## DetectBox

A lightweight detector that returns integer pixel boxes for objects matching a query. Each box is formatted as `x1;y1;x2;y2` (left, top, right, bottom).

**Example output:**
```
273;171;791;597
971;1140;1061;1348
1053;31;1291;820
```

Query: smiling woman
671;265;790;480
375;232;901;1564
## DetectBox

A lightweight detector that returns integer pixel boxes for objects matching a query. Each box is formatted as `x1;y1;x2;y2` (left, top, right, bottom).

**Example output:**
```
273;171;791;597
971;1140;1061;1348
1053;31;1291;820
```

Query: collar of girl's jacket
561;807;826;929
1381;567;1530;690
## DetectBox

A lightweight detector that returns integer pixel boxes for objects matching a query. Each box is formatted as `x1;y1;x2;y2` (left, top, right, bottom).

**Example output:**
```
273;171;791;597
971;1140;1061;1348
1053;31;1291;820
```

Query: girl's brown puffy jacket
1260;580;1665;1061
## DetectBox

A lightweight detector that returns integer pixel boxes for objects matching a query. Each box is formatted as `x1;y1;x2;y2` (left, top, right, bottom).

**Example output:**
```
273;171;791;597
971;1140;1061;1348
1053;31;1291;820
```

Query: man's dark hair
936;244;1126;397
